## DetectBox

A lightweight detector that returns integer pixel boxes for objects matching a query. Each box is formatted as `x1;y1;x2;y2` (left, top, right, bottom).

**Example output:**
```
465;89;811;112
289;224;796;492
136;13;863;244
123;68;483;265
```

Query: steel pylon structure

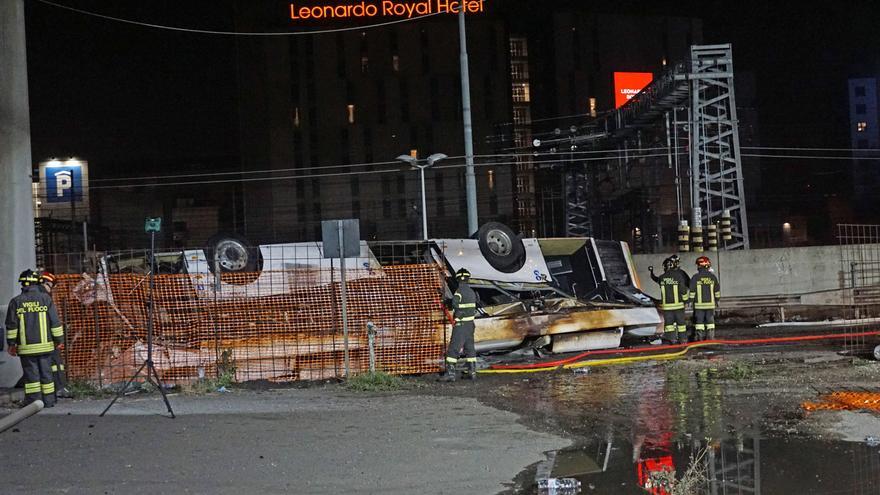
688;44;750;249
530;43;750;249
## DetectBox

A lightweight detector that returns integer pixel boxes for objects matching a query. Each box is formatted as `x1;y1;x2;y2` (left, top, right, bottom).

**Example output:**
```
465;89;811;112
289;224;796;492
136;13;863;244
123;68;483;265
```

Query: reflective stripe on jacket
655;270;689;310
452;282;477;324
5;286;64;355
689;269;721;310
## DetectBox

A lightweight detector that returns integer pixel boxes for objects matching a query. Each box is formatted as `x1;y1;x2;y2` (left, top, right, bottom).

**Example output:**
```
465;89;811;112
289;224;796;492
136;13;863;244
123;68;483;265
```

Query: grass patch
715;361;759;380
66;380;112;399
345;371;405;392
181;349;236;394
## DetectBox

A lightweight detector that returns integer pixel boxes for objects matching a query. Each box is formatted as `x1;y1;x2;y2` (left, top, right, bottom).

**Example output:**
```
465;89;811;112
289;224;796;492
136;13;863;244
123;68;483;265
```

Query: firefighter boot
466;362;477;381
678;332;689;345
439;365;457;382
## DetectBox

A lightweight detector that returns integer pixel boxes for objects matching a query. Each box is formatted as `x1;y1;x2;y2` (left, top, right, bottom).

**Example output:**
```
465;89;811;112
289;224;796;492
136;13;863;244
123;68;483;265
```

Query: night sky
23;1;880;203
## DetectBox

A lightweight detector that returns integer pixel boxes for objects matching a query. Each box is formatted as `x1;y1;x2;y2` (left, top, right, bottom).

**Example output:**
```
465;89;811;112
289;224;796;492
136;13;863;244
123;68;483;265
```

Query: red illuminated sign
614;72;653;108
289;1;486;21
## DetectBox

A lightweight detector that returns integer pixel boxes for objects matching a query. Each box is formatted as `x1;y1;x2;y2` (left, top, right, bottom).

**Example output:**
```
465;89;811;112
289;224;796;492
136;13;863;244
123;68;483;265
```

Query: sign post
322;219;360;378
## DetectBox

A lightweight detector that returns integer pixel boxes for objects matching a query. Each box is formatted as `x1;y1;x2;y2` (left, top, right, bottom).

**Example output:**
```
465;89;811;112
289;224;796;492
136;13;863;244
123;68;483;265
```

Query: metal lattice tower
688;44;750;249
565;163;592;236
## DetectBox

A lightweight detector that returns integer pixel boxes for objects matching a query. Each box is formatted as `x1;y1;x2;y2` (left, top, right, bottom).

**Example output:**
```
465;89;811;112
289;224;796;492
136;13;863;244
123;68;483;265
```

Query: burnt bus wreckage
94;222;661;356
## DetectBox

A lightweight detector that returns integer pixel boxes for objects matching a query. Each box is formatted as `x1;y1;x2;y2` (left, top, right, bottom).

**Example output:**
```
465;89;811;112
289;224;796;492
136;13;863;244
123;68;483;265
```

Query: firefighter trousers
21;353;56;406
445;321;476;365
50;348;67;394
693;309;716;340
662;308;687;344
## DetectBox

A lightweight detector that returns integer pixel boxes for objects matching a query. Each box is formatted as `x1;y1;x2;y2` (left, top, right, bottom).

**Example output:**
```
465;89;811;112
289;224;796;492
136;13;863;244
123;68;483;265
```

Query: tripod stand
101;227;175;418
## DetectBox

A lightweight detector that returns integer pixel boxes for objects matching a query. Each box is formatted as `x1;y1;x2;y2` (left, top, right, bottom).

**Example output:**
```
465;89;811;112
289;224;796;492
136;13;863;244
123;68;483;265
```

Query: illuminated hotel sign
613;72;653;108
289;0;486;21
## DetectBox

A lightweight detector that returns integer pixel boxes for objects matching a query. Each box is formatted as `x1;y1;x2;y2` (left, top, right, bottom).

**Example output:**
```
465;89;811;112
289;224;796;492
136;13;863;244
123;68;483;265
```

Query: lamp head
426;153;447;166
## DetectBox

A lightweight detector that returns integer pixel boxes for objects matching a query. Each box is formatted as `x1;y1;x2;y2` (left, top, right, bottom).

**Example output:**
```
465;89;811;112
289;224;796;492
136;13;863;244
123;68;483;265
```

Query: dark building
230;1;704;244
26;1;705;251
232;2;513;243
848;77;880;218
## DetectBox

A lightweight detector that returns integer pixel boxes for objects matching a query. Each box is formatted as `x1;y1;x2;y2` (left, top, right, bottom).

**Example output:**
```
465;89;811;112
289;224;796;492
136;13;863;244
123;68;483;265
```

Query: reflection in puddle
506;362;880;494
533;436;880;494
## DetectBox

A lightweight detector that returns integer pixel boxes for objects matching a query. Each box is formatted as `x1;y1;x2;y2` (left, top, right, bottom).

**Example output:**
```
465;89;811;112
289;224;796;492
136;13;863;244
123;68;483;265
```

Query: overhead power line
33;0;443;36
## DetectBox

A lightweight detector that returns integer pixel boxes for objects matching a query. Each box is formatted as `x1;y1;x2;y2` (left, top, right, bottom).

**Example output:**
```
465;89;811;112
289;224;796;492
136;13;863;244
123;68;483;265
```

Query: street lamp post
396;153;447;240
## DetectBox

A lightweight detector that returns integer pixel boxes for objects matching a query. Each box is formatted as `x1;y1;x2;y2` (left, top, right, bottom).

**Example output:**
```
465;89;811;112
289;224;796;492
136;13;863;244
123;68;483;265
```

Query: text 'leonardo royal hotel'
290;0;486;20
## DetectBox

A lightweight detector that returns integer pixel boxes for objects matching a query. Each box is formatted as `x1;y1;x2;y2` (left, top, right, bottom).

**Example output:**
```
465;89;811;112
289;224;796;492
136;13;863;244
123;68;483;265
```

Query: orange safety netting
50;265;447;385
803;391;880;413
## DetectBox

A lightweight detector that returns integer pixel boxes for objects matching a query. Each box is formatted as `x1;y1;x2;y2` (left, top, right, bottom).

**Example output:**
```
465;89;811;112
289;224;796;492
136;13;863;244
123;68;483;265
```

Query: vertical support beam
458;7;478;236
687;44;750;249
0;0;35;387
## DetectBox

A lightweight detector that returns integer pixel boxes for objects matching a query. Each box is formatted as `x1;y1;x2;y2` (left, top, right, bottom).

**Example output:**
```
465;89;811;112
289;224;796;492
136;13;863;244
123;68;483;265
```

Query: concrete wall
0;0;35;387
634;245;849;299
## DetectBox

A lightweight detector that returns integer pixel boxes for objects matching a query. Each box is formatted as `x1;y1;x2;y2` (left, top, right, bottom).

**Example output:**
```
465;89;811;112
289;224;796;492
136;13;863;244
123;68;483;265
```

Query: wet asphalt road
0;388;567;495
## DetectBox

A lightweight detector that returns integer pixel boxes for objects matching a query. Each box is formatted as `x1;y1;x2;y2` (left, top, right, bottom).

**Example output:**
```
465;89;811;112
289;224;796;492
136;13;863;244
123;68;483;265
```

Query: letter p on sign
54;170;72;198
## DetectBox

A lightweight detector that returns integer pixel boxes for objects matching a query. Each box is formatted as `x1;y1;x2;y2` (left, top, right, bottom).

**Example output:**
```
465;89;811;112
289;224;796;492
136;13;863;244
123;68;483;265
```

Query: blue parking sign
45;164;83;203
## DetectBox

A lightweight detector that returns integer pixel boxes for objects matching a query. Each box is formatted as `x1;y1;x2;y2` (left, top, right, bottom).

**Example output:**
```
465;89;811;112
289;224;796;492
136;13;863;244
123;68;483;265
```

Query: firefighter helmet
18;269;40;286
455;268;471;281
669;254;681;268
41;271;57;287
696;256;711;268
662;257;673;271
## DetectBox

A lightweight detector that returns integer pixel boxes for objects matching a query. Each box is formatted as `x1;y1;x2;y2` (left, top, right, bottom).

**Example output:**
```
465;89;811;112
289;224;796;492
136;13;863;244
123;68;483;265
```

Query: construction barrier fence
51;262;448;386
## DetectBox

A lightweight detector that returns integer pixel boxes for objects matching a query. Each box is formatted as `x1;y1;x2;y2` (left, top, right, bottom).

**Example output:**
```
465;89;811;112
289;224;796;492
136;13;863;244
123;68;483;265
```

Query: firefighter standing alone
5;269;65;407
440;268;478;382
649;257;689;344
689;256;721;341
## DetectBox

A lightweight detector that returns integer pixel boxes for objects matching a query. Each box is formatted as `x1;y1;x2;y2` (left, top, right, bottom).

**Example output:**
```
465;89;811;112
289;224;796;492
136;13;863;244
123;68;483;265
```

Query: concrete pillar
0;0;36;387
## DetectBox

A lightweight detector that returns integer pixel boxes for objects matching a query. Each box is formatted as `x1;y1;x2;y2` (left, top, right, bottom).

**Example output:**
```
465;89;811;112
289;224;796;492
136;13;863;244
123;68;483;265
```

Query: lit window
488;169;495;190
410;149;418;159
392;55;400;72
347;104;356;124
661;57;667;66
857;121;868;132
512;83;530;102
589;97;597;117
361;56;369;73
293;107;300;127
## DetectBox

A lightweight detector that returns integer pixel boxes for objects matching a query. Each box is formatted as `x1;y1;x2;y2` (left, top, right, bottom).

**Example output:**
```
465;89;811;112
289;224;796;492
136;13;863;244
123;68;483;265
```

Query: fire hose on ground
478;330;880;374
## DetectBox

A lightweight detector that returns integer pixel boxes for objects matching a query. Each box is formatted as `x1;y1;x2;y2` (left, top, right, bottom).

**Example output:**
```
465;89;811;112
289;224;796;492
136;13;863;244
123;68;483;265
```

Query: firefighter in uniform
5;269;65;407
649;257;689;344
39;271;71;399
689;256;721;341
440;268;478;382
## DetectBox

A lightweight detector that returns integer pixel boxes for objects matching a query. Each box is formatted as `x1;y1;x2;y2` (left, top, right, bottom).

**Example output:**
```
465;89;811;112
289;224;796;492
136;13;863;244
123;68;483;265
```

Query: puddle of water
524;435;880;494
499;358;880;494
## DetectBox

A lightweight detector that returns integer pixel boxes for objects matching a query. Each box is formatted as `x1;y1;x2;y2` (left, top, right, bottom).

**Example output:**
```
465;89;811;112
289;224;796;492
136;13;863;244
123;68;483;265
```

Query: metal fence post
367;322;377;373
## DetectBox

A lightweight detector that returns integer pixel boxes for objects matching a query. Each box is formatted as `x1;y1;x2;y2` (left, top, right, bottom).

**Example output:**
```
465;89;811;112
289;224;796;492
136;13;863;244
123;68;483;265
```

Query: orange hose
489;329;880;371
